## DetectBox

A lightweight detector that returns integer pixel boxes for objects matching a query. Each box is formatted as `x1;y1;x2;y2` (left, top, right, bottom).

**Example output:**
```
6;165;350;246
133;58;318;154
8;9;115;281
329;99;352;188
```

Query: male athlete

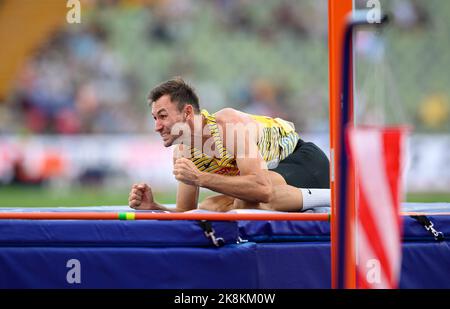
128;78;330;212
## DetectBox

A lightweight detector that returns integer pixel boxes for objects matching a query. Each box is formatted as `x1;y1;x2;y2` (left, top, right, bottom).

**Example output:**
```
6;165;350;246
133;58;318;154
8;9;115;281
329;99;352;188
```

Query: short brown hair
148;77;200;113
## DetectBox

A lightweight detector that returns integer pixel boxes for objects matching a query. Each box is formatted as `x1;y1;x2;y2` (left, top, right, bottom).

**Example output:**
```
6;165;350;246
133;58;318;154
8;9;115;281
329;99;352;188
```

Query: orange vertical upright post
328;0;355;289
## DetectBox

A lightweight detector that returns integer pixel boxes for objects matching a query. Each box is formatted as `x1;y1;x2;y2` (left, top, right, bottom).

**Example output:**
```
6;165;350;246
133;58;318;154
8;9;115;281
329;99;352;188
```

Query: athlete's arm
175;181;199;211
201;157;271;203
128;183;175;211
173;152;271;203
173;144;199;212
173;109;272;203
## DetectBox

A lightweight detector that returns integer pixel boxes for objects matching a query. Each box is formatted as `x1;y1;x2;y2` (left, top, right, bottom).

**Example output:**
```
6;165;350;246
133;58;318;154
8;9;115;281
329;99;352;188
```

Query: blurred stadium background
0;0;449;207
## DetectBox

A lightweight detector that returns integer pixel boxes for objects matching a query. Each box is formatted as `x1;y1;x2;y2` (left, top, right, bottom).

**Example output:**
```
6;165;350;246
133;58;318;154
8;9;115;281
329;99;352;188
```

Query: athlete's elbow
253;174;272;203
258;184;273;203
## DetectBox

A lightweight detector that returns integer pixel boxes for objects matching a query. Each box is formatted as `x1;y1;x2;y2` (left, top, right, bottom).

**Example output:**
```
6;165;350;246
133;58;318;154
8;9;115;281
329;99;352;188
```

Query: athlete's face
151;95;188;147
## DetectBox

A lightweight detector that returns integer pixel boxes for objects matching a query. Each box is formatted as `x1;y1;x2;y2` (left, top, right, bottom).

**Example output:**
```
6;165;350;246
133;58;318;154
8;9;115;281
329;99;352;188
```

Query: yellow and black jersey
189;109;299;176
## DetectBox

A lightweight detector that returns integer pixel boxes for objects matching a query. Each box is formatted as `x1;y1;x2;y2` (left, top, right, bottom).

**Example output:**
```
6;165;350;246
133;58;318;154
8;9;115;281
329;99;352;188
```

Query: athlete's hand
173;158;203;186
128;183;158;210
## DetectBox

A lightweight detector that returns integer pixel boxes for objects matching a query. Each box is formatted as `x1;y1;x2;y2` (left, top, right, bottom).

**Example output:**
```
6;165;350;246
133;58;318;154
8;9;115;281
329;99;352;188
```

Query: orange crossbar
0;212;330;221
0;211;442;221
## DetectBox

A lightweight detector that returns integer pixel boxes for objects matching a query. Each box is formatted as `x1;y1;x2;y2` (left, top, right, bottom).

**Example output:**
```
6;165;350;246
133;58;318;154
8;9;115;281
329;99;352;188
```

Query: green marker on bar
118;212;135;220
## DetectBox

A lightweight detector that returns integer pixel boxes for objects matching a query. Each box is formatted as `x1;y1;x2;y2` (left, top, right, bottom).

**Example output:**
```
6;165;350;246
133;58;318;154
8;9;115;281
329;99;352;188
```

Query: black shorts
271;139;330;188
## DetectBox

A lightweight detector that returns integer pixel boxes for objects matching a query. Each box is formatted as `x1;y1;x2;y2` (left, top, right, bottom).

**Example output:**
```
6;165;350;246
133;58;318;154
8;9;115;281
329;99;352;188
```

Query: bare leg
233;171;304;212
199;171;304;212
262;184;303;211
199;171;287;212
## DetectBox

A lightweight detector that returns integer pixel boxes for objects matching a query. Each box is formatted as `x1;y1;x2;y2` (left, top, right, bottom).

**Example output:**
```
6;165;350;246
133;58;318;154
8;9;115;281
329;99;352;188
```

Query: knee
233;198;259;210
199;195;235;212
260;185;273;203
201;195;216;204
199;195;219;210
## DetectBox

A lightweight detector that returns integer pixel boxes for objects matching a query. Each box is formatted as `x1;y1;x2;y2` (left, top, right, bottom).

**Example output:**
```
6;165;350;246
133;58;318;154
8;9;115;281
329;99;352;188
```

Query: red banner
347;126;409;289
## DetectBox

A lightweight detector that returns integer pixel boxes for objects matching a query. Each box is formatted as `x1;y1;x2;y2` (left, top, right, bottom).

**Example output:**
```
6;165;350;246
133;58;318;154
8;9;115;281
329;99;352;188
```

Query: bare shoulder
214;108;258;148
215;108;252;125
